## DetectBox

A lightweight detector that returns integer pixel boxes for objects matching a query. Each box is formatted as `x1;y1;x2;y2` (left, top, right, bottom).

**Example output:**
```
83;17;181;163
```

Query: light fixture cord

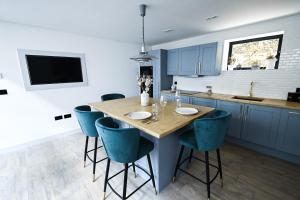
141;15;145;52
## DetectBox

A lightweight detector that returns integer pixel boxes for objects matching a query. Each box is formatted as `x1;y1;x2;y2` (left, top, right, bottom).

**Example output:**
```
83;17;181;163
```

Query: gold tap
249;81;254;97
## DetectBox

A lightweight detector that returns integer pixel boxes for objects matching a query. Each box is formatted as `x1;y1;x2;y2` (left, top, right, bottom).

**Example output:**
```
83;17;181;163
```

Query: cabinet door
179;46;199;75
217;100;243;138
190;97;216;108
163;93;175;102
199;43;218;75
181;96;190;104
276;110;300;156
242;105;281;148
167;49;179;75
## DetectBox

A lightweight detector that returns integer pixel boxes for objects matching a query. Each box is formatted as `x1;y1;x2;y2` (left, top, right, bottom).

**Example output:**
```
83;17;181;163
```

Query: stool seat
179;129;197;149
138;137;154;160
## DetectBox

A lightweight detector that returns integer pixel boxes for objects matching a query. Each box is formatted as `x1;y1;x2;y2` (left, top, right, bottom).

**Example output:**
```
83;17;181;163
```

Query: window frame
227;34;283;70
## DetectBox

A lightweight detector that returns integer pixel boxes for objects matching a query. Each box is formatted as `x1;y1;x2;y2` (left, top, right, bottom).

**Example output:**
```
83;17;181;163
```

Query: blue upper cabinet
241;104;281;148
179;46;199;75
217;100;243;139
167;42;218;76
199;42;219;75
276;110;300;156
167;49;179;75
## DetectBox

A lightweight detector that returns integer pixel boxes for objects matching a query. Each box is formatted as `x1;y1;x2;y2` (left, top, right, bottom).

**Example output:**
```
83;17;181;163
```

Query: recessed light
163;29;174;33
206;16;218;21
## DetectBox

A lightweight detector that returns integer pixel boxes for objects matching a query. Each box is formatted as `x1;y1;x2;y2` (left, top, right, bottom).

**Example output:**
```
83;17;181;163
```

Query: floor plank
0;133;299;200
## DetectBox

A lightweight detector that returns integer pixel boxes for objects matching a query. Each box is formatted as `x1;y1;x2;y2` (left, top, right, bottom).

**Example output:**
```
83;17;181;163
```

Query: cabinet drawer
190;97;216;108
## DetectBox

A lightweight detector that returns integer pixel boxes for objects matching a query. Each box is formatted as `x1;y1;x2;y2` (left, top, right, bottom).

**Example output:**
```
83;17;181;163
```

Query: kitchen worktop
161;90;300;111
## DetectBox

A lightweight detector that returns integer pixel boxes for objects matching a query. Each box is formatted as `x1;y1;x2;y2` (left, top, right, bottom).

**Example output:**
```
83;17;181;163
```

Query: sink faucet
249;81;254;97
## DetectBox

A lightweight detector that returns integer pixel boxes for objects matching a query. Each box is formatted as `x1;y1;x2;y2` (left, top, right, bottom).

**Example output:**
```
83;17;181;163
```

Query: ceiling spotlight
206;16;218;21
163;29;174;33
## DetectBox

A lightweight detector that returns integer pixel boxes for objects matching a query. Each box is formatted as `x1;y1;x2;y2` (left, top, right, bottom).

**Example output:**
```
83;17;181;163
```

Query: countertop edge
161;90;300;111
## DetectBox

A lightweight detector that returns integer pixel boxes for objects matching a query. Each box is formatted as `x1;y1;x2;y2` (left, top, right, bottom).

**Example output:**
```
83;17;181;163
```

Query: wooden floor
1;133;300;200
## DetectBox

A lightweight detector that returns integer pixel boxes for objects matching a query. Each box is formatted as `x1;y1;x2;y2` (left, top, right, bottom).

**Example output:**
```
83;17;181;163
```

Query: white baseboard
0;129;81;154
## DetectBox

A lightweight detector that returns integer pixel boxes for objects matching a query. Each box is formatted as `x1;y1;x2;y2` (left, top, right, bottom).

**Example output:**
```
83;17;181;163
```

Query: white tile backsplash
174;67;300;99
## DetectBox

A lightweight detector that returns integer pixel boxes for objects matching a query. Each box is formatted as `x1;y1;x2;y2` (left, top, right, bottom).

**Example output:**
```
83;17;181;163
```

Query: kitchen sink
232;95;264;102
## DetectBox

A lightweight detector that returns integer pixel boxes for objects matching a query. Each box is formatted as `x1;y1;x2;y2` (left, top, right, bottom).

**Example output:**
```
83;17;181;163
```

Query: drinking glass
176;98;182;108
160;95;167;109
152;103;159;121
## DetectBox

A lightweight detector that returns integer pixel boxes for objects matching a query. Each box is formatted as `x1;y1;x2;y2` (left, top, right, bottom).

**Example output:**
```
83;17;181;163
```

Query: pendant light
130;4;156;63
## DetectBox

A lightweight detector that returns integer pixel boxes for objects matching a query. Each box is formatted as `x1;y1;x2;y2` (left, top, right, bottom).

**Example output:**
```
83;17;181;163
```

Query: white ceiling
0;0;300;45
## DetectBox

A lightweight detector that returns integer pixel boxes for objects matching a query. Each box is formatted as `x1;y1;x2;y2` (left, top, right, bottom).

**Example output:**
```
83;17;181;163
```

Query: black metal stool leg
188;149;194;163
93;137;98;182
147;154;157;195
103;158;110;200
123;164;129;200
205;151;210;200
84;136;89;167
132;162;137;178
173;145;185;182
217;148;223;187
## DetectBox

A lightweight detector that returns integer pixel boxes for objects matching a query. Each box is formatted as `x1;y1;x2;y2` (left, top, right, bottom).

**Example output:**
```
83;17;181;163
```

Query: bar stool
101;93;125;101
74;105;116;182
173;110;231;200
95;117;157;200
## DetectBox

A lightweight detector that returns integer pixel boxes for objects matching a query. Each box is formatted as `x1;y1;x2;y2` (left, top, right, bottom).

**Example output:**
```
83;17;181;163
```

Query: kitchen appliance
140;66;153;97
297;88;300;93
287;92;300;102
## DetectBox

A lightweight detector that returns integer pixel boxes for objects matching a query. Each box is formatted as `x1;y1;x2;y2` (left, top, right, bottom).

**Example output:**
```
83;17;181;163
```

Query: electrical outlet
64;114;72;119
54;115;63;121
0;89;8;95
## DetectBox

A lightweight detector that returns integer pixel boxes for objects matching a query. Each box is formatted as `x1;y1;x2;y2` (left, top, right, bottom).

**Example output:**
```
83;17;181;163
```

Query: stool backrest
101;93;125;101
193;110;231;151
74;105;104;137
95;117;140;163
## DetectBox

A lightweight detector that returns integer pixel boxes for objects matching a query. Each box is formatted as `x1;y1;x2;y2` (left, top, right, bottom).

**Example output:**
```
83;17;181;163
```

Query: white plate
126;111;152;120
176;107;199;115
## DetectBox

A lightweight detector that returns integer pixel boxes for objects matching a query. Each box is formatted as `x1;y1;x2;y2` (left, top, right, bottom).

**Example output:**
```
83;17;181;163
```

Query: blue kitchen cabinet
180;96;190;104
276;109;300;156
241;104;281;148
179;46;199;75
199;42;219;75
164;93;175;102
190;97;217;108
167;49;179;75
149;50;173;99
217;100;243;138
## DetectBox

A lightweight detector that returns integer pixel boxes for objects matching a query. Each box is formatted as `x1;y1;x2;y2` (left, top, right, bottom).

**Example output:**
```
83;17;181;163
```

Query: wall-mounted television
18;49;88;91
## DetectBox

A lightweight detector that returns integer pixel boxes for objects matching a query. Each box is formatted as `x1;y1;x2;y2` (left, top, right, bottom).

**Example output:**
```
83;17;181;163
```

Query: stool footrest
106;164;152;200
86;145;107;163
178;155;220;185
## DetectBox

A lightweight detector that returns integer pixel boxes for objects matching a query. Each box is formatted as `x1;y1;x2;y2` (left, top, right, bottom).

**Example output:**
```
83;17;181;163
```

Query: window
227;34;283;70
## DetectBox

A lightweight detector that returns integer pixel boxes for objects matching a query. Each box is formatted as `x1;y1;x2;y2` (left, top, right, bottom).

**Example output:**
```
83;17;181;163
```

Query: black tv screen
26;55;84;85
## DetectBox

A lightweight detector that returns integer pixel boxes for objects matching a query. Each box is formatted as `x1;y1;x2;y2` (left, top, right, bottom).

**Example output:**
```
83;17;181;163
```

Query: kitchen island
89;96;214;192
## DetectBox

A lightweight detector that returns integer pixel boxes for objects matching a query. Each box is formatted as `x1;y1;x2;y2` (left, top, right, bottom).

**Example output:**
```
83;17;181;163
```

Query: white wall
152;14;300;99
0;22;139;150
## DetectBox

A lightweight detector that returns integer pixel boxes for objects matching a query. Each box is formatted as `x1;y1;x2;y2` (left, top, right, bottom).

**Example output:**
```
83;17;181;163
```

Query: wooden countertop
89;97;214;138
161;90;300;111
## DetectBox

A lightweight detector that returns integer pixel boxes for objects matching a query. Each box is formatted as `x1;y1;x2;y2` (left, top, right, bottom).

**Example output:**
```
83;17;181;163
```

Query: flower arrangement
137;75;152;93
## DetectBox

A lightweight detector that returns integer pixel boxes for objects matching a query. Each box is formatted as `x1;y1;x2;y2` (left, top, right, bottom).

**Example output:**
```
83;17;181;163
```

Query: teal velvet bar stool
74;105;115;182
101;93;125;101
173;110;231;200
95;117;157;200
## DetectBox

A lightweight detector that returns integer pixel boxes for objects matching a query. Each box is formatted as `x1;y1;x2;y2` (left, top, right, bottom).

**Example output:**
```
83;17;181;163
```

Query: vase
141;91;150;106
266;58;277;70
